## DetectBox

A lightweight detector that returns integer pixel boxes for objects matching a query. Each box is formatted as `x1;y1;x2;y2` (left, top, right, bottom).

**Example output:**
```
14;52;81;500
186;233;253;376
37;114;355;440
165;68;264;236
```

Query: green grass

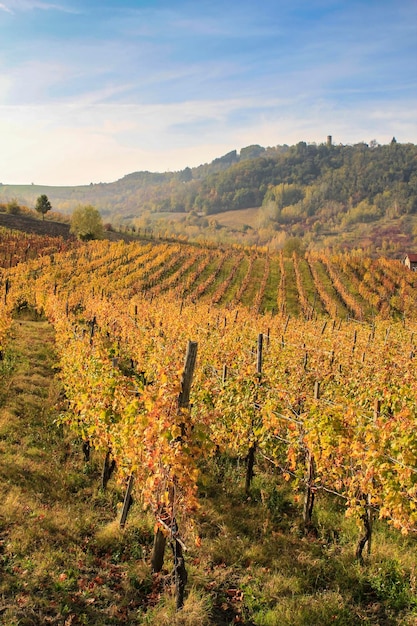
196;456;417;625
220;256;250;306
312;258;350;318
260;256;280;313
0;319;416;625
0;319;155;624
297;257;327;317
204;254;240;300
283;258;301;317
239;257;267;308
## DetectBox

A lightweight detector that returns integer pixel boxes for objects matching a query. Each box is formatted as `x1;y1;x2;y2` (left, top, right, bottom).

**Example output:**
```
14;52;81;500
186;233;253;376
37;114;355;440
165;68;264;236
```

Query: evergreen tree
35;194;52;220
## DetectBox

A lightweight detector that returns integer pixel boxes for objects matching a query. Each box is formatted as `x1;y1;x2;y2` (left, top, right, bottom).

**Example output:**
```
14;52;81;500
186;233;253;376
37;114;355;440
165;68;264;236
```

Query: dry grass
139;589;213;626
212;207;261;229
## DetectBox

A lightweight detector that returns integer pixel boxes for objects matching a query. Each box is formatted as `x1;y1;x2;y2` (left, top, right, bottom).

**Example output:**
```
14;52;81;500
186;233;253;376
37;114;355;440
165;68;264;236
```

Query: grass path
0;320;154;625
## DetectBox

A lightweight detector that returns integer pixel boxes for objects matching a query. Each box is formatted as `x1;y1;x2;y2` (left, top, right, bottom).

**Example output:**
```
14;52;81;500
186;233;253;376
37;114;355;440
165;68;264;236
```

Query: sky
0;0;416;186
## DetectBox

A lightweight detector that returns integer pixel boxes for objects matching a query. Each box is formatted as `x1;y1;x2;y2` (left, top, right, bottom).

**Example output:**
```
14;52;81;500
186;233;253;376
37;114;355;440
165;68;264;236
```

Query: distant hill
0;143;273;218
1;139;416;253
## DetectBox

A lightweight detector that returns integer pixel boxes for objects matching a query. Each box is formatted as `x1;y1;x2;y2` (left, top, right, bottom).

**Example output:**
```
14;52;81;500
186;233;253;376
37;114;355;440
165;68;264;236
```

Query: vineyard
1;234;416;318
1;231;417;624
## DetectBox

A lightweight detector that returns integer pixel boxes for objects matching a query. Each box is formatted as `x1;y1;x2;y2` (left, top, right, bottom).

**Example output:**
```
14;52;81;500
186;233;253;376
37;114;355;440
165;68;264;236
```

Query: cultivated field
0;232;416;625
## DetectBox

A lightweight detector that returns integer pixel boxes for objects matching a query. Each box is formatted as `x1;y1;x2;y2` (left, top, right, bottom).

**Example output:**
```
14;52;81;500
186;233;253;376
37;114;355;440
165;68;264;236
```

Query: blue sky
0;0;416;185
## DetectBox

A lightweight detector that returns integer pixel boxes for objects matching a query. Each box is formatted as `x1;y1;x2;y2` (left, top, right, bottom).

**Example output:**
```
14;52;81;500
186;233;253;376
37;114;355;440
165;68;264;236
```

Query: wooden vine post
4;278;10;304
222;364;228;385
119;474;134;529
89;316;97;345
82;440;91;462
101;448;116;490
356;398;379;564
151;340;198;611
245;333;263;494
303;381;319;533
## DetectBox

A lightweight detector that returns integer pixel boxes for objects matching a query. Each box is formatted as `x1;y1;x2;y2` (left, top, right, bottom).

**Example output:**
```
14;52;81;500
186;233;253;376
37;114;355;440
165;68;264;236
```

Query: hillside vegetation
1;231;417;624
1;139;416;252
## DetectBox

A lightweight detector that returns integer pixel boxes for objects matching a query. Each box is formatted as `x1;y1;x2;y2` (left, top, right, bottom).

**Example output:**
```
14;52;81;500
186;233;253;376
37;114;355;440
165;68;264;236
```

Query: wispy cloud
0;0;77;14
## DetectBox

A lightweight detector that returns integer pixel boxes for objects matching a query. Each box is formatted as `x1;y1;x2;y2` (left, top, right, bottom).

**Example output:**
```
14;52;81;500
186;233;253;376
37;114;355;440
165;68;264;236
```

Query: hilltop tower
327;135;332;147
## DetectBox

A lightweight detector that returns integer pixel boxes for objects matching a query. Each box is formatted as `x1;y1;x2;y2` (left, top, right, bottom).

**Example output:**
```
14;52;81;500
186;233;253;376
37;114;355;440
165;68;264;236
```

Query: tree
240;144;265;160
35;194;52;220
283;236;305;257
179;167;192;182
70;205;104;241
6;199;20;215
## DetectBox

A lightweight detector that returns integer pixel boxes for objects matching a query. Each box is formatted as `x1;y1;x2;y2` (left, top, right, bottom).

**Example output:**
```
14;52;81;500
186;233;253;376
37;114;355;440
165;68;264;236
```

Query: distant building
327;135;332;147
404;253;417;270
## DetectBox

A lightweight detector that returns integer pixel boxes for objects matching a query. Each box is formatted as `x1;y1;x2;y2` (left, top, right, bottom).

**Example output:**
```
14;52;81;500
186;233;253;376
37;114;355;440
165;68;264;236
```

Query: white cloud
0;0;76;13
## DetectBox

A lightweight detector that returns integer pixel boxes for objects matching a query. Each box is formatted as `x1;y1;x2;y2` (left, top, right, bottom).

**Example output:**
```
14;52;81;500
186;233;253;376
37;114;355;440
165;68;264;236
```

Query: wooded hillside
1;139;416;253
